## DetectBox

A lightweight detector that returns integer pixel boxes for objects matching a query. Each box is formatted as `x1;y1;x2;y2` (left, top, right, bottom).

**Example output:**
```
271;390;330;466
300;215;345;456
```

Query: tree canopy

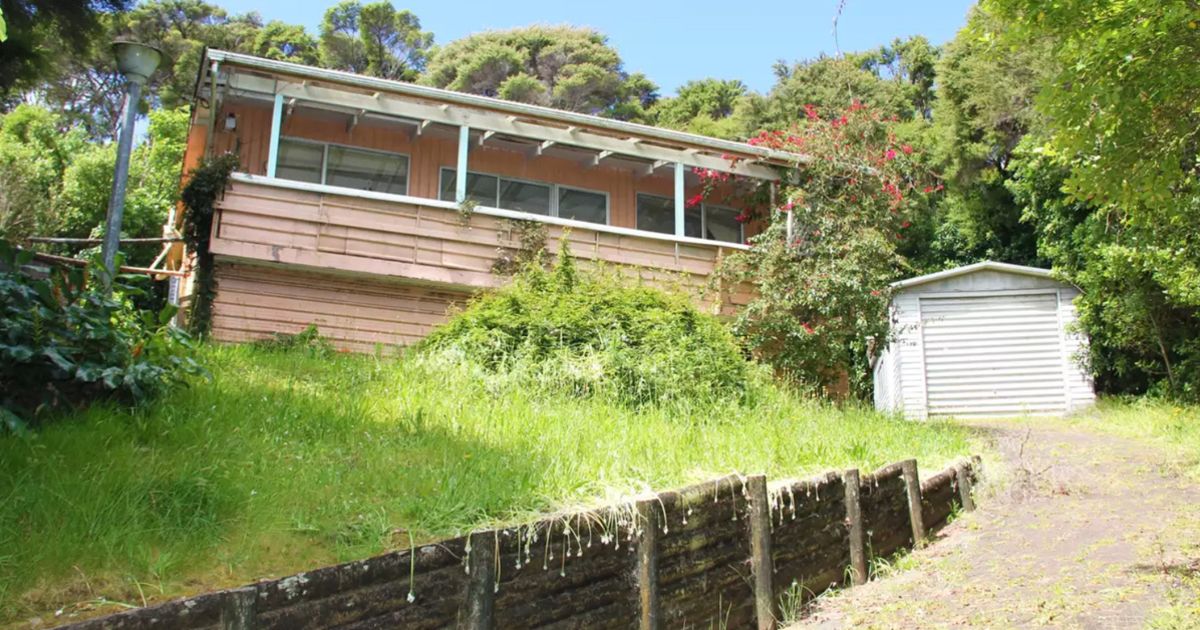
318;0;433;81
420;25;658;119
0;0;129;97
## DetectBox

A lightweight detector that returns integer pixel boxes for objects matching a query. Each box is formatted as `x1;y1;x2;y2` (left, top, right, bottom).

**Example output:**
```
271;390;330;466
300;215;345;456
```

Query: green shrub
421;241;758;407
251;323;336;358
0;242;206;429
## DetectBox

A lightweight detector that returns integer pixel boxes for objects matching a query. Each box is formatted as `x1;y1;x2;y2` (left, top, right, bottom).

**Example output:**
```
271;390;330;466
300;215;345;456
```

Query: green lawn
0;343;974;623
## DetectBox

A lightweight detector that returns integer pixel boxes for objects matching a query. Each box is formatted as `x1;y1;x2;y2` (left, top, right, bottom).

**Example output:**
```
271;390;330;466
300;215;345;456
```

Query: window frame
635;192;681;235
635;193;744;243
278;136;411;195
438;167;611;225
699;202;745;244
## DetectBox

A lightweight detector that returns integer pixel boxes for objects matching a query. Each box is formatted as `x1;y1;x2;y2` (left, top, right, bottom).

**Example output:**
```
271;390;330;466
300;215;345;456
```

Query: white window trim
438;167;611;225
636;193;744;244
240;172;747;250
281;136;411;195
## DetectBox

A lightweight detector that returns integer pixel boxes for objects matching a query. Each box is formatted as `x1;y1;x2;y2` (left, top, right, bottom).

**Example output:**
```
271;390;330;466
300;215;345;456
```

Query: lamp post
101;40;162;284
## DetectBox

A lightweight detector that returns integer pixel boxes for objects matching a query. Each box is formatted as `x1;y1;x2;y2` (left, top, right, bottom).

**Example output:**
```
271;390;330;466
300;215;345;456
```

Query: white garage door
921;293;1066;418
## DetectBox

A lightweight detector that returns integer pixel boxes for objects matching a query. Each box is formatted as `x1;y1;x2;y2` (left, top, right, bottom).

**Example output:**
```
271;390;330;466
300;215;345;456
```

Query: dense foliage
713;102;935;396
982;0;1200;399
0;243;204;429
319;0;433;81
421;25;658;120
0;0;127;99
0;104;188;265
422;241;756;408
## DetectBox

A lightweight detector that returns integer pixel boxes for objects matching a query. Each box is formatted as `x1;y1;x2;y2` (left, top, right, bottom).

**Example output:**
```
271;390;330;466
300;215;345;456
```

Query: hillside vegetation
0;344;972;623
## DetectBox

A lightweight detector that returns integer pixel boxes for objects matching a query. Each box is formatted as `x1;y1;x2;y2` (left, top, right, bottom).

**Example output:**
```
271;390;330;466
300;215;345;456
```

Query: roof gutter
204;49;808;167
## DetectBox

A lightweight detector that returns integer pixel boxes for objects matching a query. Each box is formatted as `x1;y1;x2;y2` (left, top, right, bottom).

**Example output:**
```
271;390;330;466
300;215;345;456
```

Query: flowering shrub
711;101;937;397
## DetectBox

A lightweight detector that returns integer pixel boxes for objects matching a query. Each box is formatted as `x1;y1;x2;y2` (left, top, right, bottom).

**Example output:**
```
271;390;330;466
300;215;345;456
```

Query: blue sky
216;0;977;95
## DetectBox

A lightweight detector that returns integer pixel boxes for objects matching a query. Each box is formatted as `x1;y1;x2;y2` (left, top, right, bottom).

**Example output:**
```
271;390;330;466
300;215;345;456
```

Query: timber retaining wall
64;456;980;629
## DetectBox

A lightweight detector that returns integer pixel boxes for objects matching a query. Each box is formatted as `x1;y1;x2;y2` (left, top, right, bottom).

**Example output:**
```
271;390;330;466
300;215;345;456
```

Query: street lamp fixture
101;40;162;284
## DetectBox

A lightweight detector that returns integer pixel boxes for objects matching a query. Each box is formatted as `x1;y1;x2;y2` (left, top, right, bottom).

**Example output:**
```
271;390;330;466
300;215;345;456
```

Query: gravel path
796;420;1200;629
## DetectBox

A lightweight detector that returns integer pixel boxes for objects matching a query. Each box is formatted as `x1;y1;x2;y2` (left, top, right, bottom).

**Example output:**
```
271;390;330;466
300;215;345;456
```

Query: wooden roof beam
228;73;781;180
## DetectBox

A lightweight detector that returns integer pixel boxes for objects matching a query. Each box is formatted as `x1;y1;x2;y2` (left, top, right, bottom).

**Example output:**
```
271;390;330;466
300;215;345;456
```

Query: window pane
439;170;498;206
276;140;323;184
704;205;743;243
636;194;675;234
685;207;702;239
499;179;551;215
438;169;455;201
558;188;607;224
325;146;408;194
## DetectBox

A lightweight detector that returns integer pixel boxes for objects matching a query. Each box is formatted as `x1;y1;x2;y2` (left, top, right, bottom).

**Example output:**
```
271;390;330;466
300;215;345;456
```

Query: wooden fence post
462;531;495;629
747;474;775;630
955;461;976;512
220;586;256;630
635;498;661;630
841;469;867;586
900;459;926;547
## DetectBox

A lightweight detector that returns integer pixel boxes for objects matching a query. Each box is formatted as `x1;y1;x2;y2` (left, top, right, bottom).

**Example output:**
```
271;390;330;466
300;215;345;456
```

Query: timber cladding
62;457;980;630
200;178;754;353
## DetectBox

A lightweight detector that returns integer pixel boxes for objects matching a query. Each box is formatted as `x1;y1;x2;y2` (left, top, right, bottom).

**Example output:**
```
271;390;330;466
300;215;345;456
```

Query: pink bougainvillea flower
686;193;704;208
901;144;913;155
804;103;819;120
885;149;897;160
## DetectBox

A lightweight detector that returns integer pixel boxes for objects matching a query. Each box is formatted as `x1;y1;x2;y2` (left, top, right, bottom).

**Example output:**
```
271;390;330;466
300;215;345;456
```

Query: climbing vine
180;152;239;336
492;218;549;275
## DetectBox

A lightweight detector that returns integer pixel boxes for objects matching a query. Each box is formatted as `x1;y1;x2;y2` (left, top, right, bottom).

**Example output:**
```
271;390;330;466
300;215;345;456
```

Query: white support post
674;161;685;237
266;93;284;178
456;125;470;203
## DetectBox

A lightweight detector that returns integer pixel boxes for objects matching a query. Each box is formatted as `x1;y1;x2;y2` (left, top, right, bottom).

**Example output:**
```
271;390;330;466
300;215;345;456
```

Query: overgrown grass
0;343;973;623
1077;399;1200;476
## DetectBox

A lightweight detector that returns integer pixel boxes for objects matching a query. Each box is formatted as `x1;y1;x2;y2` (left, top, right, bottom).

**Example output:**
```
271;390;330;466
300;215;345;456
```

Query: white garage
873;261;1095;419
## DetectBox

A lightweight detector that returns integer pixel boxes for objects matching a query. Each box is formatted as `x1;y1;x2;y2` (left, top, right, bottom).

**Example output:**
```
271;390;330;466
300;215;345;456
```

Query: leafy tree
26;1;313;136
986;0;1200;398
986;0;1200;214
712;102;936;397
421;25;657;119
55;107;190;265
924;7;1055;267
0;0;128;98
318;1;433;81
650;78;747;139
254;20;319;65
0;105;88;240
744;36;939;134
1012;143;1200;398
